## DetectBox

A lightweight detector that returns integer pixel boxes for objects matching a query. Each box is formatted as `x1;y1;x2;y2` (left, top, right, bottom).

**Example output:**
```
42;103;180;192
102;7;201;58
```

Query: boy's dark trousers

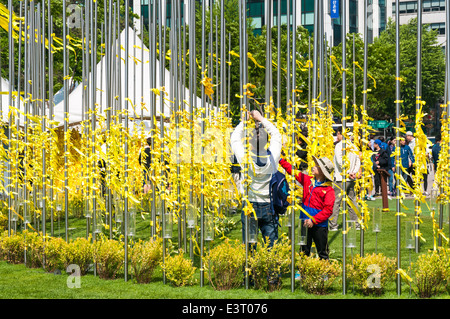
300;226;329;260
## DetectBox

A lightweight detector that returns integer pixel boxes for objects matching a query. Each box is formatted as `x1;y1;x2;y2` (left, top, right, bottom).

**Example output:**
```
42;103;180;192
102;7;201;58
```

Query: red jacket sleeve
311;187;335;225
279;158;310;187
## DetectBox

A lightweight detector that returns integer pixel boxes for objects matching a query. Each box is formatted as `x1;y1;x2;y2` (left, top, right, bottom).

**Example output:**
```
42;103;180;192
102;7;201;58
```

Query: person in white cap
330;130;361;231
405;131;416;152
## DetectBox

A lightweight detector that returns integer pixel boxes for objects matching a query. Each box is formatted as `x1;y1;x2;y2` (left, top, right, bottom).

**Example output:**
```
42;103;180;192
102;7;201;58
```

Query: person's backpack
270;171;290;215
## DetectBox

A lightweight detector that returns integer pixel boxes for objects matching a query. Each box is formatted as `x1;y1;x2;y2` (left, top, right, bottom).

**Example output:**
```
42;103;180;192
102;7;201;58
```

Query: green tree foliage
1;1;444;122
331;18;445;119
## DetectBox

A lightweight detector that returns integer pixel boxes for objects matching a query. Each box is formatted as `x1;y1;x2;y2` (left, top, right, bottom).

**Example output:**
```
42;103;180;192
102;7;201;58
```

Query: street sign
368;120;391;129
330;0;339;19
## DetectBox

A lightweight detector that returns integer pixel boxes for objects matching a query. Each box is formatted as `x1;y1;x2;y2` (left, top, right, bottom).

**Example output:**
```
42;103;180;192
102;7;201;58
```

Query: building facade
131;0;446;47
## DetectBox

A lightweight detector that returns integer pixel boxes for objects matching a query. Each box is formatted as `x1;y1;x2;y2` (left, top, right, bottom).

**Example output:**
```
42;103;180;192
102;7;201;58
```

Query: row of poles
2;0;450;296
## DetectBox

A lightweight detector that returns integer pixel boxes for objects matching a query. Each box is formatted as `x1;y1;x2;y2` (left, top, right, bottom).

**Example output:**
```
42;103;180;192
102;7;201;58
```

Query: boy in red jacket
279;156;335;260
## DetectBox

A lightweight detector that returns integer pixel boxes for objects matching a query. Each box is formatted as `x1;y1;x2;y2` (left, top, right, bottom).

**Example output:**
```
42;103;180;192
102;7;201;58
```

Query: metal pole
446;0;450;248
341;0;347;296
290;0;296;293
286;0;290;109
395;0;402;296
151;0;157;239
124;0;130;282
41;2;47;266
265;0;272;108
7;0;14;238
200;0;206;288
415;0;423;253
62;0;69;242
361;0;369;257
159;0;167;284
48;2;54;238
277;0;281;110
188;0;196;262
312;0;319;118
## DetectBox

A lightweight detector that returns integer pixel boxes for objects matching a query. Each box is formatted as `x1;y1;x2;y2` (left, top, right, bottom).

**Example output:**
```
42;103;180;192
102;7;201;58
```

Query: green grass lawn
1;197;450;300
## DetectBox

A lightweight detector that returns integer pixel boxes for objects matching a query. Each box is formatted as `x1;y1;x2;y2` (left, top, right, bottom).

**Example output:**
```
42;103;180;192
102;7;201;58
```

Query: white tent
52;27;203;127
1;77;26;126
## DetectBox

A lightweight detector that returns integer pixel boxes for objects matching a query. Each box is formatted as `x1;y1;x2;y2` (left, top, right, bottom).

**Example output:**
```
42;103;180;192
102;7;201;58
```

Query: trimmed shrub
25;231;44;268
347;253;396;295
0;230;8;260
410;250;447;298
94;237;124;279
248;236;291;292
64;236;94;276
1;232;25;264
129;238;163;284
162;250;196;287
204;239;245;290
44;237;68;273
296;252;342;295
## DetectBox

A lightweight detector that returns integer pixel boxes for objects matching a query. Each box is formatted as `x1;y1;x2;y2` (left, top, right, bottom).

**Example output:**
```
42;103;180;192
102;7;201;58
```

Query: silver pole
395;0;402;296
125;0;130;282
361;0;369;257
200;0;206;288
150;0;157;239
277;0;281;110
159;0;167;284
446;0;450;248
415;0;423;253
48;2;54;238
265;0;272;107
7;0;14;238
312;0;319;119
188;0;197;262
286;0;290;108
63;0;69;242
41;2;47;266
290;0;296;293
342;0;347;295
23;1;29;262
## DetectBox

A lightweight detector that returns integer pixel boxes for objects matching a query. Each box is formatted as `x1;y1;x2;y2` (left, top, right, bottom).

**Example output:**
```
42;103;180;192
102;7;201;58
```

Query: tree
330;18;445;120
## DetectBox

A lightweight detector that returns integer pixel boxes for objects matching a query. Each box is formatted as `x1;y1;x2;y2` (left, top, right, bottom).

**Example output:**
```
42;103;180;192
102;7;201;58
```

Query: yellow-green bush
129;238;163;284
296;252;342;295
410;250;447;298
347;253;396;295
204;239;245;290
64;236;94;276
248;236;291;292
24;231;44;268
44;237;69;273
1;232;25;264
161;250;196;287
94;237;124;279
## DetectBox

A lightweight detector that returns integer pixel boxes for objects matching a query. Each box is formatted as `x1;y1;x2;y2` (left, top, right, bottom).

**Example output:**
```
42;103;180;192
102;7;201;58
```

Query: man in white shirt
330;131;361;231
230;110;282;247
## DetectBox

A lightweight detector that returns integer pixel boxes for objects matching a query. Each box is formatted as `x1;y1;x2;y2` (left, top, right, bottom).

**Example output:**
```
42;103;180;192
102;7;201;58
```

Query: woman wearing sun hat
279;155;336;260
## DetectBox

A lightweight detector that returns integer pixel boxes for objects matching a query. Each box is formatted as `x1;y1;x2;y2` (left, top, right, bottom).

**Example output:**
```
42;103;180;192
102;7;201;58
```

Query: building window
429;22;445;35
393;0;446;14
301;12;314;25
301;0;314;32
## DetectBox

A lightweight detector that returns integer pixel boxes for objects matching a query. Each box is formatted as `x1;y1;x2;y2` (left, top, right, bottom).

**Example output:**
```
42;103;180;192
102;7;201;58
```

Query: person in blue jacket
400;137;414;193
432;134;441;171
387;137;396;196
